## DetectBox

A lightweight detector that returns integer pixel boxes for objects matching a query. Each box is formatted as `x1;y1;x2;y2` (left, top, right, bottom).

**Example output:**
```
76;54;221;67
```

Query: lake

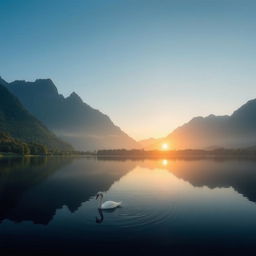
1;157;256;255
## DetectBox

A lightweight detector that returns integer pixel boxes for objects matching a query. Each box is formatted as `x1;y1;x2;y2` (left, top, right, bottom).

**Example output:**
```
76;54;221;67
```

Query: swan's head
96;192;103;200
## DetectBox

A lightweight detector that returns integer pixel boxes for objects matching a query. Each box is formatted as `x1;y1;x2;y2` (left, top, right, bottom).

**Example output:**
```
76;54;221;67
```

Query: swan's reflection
95;207;120;224
96;209;104;223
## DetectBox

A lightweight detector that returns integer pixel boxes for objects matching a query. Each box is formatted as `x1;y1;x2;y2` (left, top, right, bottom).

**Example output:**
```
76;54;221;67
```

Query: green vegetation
0;132;48;155
0;132;94;156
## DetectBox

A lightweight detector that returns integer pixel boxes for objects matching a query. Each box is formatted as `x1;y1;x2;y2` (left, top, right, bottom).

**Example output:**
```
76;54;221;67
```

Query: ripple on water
82;193;178;230
100;195;178;229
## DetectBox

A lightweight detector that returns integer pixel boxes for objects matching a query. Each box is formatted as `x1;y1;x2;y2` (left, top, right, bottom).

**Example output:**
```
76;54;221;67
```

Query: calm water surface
1;157;256;255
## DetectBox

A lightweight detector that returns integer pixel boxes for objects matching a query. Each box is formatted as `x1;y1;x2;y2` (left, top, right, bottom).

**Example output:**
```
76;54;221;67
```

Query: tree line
97;148;256;158
0;132;48;155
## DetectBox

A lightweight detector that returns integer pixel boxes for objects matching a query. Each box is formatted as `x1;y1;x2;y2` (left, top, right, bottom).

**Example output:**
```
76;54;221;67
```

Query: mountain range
2;74;256;151
141;99;256;150
5;78;139;151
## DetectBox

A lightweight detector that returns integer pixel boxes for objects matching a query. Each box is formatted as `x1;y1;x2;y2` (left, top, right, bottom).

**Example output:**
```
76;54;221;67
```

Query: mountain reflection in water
1;157;256;255
0;157;135;224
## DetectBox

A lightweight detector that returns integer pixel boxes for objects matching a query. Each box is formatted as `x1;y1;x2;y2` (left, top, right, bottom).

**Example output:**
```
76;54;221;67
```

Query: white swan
96;192;122;210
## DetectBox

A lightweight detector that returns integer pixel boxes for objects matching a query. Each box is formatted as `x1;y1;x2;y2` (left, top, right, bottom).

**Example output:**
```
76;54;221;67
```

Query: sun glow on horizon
162;159;168;166
161;143;169;150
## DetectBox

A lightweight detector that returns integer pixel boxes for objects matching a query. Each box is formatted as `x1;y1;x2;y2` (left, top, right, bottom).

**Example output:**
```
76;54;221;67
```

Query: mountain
144;99;256;150
6;78;139;151
0;81;71;151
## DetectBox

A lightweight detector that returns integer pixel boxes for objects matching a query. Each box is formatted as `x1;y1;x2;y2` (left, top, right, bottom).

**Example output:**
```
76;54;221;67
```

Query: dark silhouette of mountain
143;99;256;150
0;157;72;224
6;78;139;151
0;81;71;150
0;158;135;225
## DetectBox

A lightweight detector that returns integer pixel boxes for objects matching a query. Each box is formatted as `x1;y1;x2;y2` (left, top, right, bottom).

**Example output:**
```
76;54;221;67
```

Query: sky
1;0;256;140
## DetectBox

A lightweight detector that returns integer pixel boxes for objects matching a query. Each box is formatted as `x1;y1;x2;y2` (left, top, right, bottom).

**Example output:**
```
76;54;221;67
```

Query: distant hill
143;99;256;150
6;78;139;151
0;81;71;151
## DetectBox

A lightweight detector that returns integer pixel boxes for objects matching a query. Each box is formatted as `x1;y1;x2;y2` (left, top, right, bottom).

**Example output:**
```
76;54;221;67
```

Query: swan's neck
98;196;103;208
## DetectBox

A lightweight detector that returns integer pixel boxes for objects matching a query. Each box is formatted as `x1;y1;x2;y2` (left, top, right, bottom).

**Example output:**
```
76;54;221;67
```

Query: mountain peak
67;92;83;103
9;78;59;96
35;78;55;85
231;98;256;119
33;79;58;94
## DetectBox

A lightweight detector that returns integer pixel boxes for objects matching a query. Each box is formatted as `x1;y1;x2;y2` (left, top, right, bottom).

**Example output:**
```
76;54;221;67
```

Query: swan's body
101;200;122;209
96;192;122;210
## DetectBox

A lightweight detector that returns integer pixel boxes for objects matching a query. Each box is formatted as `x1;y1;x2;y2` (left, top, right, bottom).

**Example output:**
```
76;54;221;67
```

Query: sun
161;143;169;150
162;159;168;166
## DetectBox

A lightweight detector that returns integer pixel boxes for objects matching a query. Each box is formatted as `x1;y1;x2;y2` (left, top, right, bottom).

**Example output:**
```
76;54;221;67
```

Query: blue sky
1;0;256;139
